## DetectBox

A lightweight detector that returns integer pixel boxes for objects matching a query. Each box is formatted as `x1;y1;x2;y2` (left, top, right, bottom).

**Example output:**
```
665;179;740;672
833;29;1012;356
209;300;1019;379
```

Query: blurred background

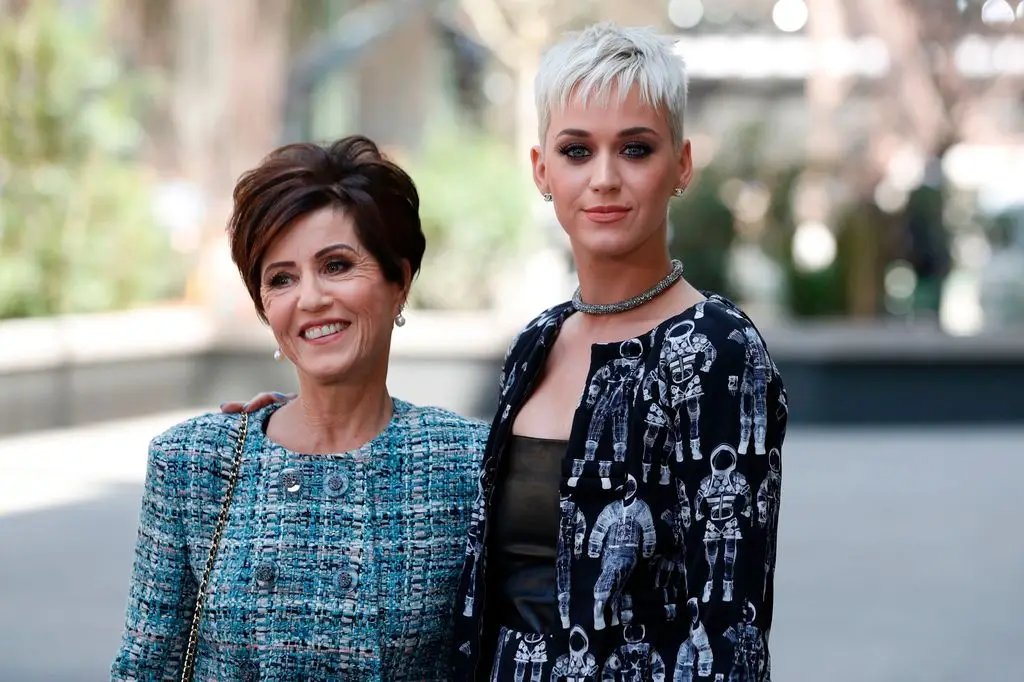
0;0;1022;680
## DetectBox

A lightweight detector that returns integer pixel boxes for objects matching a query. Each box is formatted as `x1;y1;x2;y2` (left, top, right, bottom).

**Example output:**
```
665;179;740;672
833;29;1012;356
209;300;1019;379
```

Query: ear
397;259;412;310
676;139;694;191
531;145;547;196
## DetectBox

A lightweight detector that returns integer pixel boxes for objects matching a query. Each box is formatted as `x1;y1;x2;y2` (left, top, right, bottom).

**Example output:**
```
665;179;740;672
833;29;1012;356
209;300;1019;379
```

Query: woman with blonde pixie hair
449;23;787;681
225;21;786;682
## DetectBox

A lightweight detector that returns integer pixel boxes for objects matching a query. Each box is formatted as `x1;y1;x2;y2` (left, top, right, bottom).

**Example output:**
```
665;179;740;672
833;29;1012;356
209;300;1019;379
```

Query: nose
297;275;330;311
589;151;621;193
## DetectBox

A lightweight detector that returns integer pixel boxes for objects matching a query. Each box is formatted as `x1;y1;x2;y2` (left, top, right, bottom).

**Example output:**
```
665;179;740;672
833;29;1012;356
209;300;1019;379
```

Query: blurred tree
456;0;576;161
402;123;532;309
980;206;1024;327
901;171;950;316
110;0;294;310
762;164;851;319
803;0;1014;318
111;0;293;190
667;166;736;298
0;0;183;319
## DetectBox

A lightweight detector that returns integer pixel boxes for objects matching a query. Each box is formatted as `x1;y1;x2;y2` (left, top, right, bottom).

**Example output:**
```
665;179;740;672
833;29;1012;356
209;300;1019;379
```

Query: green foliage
667;166;736;297
669;125;855;318
784;262;847;318
403;123;532;309
767;167;848;318
0;0;183;319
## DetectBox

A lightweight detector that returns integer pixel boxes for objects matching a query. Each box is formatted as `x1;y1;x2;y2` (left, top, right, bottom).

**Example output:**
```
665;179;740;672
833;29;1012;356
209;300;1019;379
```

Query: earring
673;187;685;197
395;304;406;328
273;348;283;361
542;192;553;202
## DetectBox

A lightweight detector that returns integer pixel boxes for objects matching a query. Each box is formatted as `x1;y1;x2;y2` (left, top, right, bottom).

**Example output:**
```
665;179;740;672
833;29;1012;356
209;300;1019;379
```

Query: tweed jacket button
325;473;348;497
254;562;276;587
336;571;354;591
239;660;259;681
280;469;302;496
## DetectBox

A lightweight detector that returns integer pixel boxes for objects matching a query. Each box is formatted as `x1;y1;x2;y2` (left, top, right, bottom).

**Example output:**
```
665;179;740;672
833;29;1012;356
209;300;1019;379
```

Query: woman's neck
568;244;703;339
573;247;675;308
273;376;394;455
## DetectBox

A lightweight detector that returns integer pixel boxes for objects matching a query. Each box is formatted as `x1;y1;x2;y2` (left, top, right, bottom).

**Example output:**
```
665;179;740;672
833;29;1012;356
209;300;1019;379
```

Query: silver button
239;661;259;682
280;469;302;495
325;474;348;497
336;571;354;591
255;563;276;587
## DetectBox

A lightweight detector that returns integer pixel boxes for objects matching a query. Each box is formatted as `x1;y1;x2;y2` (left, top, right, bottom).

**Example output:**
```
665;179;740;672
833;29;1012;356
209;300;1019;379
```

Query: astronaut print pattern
454;293;786;682
588;475;657;630
550;627;599;681
559;494;589;629
575;340;647;489
696;444;751;604
726;327;771;456
756;450;781;599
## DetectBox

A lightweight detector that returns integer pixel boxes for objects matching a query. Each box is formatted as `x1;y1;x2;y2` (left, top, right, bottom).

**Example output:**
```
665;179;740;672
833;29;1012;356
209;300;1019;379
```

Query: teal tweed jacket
111;399;489;681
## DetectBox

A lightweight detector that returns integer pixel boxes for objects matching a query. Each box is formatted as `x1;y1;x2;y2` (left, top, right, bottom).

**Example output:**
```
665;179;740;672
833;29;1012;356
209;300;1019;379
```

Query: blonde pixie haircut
534;23;689;150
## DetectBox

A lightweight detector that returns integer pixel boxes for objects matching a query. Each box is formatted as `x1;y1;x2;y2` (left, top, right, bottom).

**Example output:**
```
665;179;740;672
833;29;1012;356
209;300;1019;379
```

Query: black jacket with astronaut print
452;293;787;682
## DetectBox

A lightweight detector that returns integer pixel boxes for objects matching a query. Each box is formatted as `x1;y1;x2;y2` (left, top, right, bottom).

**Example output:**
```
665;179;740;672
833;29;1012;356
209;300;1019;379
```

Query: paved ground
1;411;1022;681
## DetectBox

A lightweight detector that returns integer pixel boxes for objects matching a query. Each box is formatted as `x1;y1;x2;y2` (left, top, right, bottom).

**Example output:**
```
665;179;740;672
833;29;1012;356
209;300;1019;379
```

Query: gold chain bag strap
180;411;249;682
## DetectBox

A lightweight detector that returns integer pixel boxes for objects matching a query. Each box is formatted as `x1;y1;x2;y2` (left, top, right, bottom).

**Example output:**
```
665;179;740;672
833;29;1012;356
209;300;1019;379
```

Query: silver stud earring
273;348;283;361
673;187;685;197
395;304;406;328
542;192;553;202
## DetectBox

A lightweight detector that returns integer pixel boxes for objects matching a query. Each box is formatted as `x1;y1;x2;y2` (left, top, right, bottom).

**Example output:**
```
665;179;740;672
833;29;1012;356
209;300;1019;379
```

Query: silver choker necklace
572;259;685;315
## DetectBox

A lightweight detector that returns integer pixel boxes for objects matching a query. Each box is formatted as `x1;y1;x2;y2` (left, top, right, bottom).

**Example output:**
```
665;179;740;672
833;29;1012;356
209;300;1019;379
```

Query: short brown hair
228;135;425;321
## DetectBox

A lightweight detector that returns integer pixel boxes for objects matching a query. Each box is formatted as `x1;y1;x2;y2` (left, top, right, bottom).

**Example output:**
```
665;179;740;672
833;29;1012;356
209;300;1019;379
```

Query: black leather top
488;435;566;634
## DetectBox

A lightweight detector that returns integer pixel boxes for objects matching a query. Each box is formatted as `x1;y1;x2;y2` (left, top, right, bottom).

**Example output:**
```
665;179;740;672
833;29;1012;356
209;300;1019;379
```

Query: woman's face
259;207;405;385
532;83;692;261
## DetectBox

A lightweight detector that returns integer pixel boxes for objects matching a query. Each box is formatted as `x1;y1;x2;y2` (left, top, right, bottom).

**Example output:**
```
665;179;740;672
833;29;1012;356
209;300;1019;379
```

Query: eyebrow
262;243;357;273
555;126;659;138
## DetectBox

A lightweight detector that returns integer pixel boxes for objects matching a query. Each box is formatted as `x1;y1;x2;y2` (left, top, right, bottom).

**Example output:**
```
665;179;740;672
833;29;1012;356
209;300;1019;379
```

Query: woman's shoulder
149;411;246;457
519;301;574;332
649;293;781;376
147;412;254;490
506;301;575;350
141;412;250;496
666;293;771;345
391;399;490;449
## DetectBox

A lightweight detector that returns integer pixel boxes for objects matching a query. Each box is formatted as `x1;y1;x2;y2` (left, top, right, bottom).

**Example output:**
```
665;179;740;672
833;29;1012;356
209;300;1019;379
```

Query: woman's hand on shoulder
220;391;296;413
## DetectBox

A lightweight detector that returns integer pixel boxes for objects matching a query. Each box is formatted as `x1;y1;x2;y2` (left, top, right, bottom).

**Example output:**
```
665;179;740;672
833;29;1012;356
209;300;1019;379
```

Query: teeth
303;323;347;340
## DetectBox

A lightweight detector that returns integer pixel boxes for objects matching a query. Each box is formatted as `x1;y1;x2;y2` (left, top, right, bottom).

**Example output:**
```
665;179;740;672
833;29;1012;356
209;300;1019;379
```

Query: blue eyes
560;144;590;159
556;142;653;160
623;143;653;158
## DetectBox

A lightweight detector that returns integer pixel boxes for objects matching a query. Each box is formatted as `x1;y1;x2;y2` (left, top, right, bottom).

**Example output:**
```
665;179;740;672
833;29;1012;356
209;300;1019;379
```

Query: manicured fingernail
219;403;227;408
271;392;288;399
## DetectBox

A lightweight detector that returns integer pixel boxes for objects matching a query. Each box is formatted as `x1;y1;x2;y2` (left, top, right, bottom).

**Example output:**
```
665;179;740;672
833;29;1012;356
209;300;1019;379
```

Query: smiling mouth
584;207;631;222
301;322;349;341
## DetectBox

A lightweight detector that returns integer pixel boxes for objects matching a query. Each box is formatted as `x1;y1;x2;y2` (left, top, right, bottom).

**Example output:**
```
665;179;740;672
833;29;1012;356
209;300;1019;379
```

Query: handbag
180;411;249;682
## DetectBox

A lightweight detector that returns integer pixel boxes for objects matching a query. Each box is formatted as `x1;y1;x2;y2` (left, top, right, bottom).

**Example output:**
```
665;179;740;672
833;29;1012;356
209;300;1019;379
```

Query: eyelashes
323;258;352;275
264;259;353;289
558;143;590;160
267;273;292;288
556;141;654;160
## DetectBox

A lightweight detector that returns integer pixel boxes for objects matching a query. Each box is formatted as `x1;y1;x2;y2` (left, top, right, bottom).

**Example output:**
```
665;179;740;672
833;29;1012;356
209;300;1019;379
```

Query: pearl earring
395;304;406;328
673;187;685;197
273;348;283;361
